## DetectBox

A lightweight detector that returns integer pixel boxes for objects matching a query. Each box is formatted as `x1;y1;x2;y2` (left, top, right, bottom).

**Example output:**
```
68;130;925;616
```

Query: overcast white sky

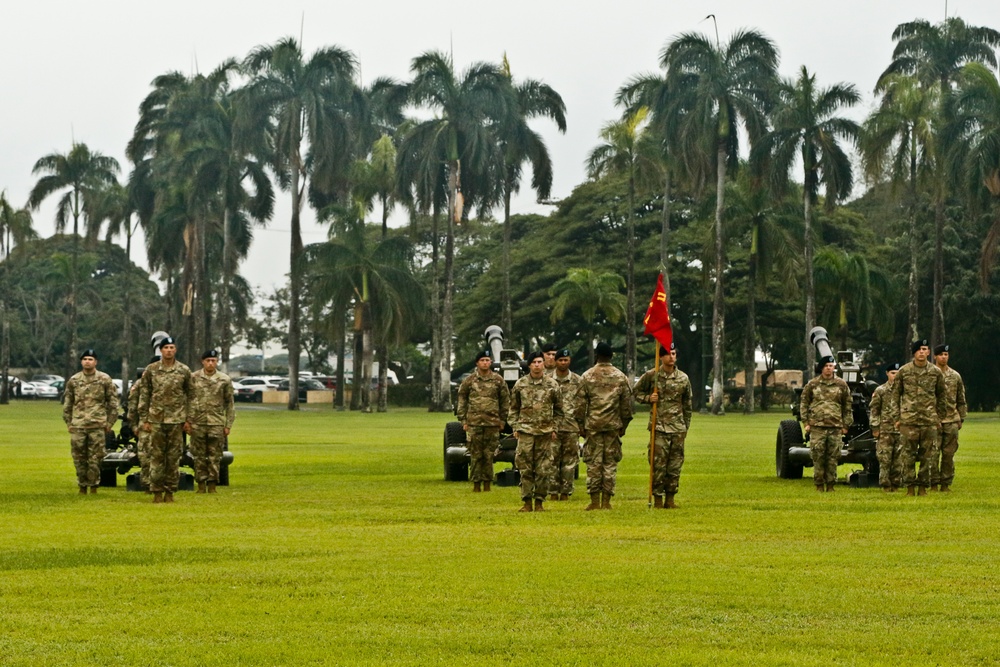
3;0;998;302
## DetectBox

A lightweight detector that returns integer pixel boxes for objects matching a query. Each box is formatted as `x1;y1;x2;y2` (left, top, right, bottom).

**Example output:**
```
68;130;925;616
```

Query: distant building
732;368;803;389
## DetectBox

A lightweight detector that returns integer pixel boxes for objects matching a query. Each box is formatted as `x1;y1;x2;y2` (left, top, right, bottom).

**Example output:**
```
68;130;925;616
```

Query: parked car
31;374;64;384
276;378;328;402
18;381;37;398
30;381;60;400
232;377;280;403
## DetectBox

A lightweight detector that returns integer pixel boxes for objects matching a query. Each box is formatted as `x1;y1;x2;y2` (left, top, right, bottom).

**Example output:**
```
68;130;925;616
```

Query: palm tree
0;194;35;404
242;37;360;410
752;65;860;379
878;16;1000;346
586;107;660;379
28;143;120;374
662;28;779;413
861;73;936;353
498;56;567;337
549;268;627;367
814;248;894;350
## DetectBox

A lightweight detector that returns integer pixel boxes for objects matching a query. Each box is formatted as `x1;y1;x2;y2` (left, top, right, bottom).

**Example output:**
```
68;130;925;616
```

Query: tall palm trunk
906;145;919;357
428;204;443;411
287;138;305;411
502;183;513;337
743;221;758;414
360;274;373;413
221;208;232;373
120;219;132;398
710;145;727;415
625;173;636;381
195;213;208;360
67;194;80;379
932;194;946;347
377;345;388;412
438;160;458;412
659;169;672;301
335;313;346;411
803;178;816;381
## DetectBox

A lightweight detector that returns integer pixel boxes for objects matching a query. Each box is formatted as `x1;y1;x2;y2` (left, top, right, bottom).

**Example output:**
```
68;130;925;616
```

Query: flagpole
648;343;660;508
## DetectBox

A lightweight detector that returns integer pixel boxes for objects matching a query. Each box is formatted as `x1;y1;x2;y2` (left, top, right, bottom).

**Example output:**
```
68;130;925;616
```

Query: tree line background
2;15;1000;412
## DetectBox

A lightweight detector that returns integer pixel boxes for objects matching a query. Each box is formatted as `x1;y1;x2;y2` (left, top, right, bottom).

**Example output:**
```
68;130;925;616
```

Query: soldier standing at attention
890;339;947;496
869;362;902;492
549;348;582;502
62;349;118;495
510;351;563;512
574;342;633;510
931;344;966;492
186;349;235;494
456;349;510;493
541;343;559;377
634;343;692;509
137;337;192;503
799;355;852;492
127;366;152;492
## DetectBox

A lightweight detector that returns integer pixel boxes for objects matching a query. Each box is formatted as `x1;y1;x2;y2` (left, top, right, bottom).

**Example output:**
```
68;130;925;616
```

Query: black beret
911;339;929;354
659;342;677;356
526;351;544;363
556;348;571;359
815;356;836;375
202;349;219;360
933;344;949;355
80;349;97;360
475;348;492;362
161;336;176;346
595;342;613;358
541;343;558;353
885;362;901;373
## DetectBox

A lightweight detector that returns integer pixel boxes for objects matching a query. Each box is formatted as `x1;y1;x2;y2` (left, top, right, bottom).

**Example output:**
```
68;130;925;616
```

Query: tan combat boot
534;498;545;512
906;486;915;496
207;482;217;494
917;486;927;496
550;493;559;502
585;493;601;511
601;493;612;510
90;486;98;495
153;492;164;503
473;482;481;493
940;484;951;492
826;483;835;492
665;494;678;509
518;499;533;512
483;481;491;492
882;486;892;493
930;484;939;491
653;495;664;509
79;487;87;495
164;492;175;503
559;493;569;501
816;484;825;492
197;481;207;494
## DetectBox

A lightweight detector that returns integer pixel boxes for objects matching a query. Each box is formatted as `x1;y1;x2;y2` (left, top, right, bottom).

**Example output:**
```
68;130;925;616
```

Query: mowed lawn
1;401;999;666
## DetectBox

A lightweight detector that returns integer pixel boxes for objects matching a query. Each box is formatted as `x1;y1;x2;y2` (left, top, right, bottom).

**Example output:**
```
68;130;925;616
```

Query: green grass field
1;401;998;666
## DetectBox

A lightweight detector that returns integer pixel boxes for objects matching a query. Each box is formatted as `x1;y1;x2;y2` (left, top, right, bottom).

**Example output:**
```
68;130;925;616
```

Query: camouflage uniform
137;359;192;494
574;363;633;496
931;367;966;487
890;361;946;489
456;371;510;484
634;366;692;497
869;379;902;489
188;369;235;485
551;370;583;496
62;369;118;489
510;374;563;502
127;381;152;489
799;375;853;487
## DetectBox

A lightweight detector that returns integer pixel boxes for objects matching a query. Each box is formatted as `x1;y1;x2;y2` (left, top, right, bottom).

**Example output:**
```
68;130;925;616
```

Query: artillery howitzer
775;326;880;487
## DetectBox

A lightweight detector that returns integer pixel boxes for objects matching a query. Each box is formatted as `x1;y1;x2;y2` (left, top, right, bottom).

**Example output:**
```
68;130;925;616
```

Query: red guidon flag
643;273;672;350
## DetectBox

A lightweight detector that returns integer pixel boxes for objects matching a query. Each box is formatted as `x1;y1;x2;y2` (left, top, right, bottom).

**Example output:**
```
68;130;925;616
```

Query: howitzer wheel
776;419;805;479
443;421;469;481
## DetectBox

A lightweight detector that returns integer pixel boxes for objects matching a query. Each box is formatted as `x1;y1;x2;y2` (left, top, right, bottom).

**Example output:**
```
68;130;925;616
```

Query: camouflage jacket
939;366;967;424
62;370;117;431
137;360;193;425
574;362;633;434
510;374;563;435
868;380;899;433
189;370;236;428
127;381;141;423
553;370;583;432
634;366;692;434
456;371;510;427
800;375;853;429
890;361;946;426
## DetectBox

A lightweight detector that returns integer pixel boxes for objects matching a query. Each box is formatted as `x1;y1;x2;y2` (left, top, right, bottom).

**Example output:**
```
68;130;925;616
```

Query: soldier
634;342;693;509
549;348;582;501
931;344;966;492
186;349;235;494
137;337;192;503
869;362;902;492
574;342;633;510
541;343;558;377
890;339;947;496
62;349;118;494
126;365;153;492
510;351;562;512
456;349;510;493
799;355;852;492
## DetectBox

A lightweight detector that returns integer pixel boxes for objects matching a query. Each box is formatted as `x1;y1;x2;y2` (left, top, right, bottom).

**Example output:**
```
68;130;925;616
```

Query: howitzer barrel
809;326;835;362
485;325;504;363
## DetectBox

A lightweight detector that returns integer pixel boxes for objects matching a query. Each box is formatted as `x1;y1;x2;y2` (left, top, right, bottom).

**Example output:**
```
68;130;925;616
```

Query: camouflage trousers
809;427;842;485
515;433;553;501
70;428;106;488
931;422;961;486
137;429;152;488
189;424;226;483
549;431;580;495
582;431;623;496
876;431;902;489
148;423;184;493
898;424;939;488
649;431;686;496
466;426;500;483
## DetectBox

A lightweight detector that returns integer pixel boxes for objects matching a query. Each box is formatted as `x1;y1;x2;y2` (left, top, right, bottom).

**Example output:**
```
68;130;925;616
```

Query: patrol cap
911;339;929;354
556;348;571;360
885;362;901;373
202;349;219;360
933;344;949;355
80;348;97;360
541;343;558;353
595;342;613;359
474;348;492;362
526;350;544;363
160;336;176;347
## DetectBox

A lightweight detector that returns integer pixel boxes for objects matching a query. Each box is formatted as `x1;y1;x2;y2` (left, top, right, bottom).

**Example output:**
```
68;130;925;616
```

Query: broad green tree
814;247;894;350
549;268;627;367
0;194;35;404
